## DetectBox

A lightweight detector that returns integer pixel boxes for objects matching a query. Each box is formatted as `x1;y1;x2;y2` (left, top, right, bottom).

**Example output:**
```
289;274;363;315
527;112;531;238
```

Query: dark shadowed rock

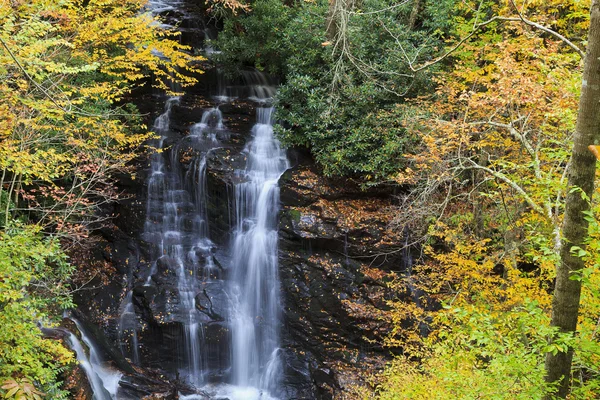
277;153;404;396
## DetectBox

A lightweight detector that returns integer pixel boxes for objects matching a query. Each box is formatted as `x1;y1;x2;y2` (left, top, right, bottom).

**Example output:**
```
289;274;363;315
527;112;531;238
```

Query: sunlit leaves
0;225;74;399
0;0;202;239
2;378;46;400
377;0;599;397
0;1;200;396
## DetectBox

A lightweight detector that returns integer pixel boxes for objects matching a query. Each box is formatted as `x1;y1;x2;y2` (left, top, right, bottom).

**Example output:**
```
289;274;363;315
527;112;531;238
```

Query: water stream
140;96;223;386
230;106;288;393
78;0;289;397
65;319;122;400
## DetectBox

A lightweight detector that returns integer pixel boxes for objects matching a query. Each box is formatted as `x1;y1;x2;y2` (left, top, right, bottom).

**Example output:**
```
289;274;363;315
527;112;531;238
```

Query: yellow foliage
0;0;202;238
379;0;599;396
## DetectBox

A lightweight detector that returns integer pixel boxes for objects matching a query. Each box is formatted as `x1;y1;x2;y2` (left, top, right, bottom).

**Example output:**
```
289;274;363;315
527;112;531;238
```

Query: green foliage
560;207;600;398
276;81;419;180
0;224;75;399
0;0;202;396
379;301;562;399
215;0;323;76
287;208;302;223
0;0;201;239
215;0;450;181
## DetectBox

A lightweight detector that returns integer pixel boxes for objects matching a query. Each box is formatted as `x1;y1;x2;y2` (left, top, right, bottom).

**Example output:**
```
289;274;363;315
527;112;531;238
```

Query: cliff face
67;88;407;399
58;0;413;397
278;161;405;399
67;94;254;399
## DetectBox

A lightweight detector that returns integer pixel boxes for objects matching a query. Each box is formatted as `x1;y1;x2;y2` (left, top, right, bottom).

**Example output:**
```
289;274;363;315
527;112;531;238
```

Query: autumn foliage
0;0;201;396
0;0;202;240
214;0;600;396
379;0;600;398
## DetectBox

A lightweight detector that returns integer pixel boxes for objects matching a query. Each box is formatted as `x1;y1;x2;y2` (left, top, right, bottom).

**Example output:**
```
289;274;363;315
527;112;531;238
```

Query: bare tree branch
461;159;546;216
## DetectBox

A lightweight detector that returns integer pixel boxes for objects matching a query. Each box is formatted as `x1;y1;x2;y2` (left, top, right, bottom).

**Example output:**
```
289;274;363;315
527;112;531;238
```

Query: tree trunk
326;0;339;41
545;1;600;397
408;0;423;31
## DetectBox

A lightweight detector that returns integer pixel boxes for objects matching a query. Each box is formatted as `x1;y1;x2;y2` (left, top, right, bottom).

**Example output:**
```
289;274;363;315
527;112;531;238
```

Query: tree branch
462;159;546;216
389;1;584;74
507;0;585;59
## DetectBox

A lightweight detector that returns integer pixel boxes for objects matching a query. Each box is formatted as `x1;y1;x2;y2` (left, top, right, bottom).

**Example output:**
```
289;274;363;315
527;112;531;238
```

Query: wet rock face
205;146;246;245
68;51;410;399
278;161;404;398
70;90;261;395
63;363;94;400
71;108;405;399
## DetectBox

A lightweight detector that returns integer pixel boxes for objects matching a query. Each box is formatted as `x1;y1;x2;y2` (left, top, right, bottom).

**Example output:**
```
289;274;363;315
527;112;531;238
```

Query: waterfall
229;105;289;394
242;70;277;103
119;97;180;364
64;319;122;400
117;291;140;365
111;1;289;395
142;96;224;386
194;107;225;133
146;0;182;12
203;28;221;56
213;69;237;103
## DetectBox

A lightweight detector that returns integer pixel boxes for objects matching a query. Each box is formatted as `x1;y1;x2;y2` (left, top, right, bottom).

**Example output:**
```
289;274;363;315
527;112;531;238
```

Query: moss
288;208;302;223
280;169;293;182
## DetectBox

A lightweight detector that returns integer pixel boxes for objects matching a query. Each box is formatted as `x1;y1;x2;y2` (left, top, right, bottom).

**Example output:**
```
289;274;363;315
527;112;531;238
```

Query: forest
0;0;599;399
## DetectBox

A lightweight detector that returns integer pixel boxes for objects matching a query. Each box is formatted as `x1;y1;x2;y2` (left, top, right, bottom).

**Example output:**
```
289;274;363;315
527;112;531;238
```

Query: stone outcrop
68;75;408;400
277;161;405;399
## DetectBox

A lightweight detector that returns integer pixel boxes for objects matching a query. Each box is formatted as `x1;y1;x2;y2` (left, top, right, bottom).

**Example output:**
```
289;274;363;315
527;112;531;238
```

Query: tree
215;0;444;182
0;0;202;396
545;0;600;396
377;0;600;397
215;0;600;396
0;224;75;399
0;0;201;241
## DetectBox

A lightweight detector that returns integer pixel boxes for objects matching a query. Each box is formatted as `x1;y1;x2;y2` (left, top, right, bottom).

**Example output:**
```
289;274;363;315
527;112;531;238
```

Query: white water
98;91;288;397
203;28;222;56
65;320;122;400
213;69;238;103
119;97;181;366
141;97;224;386
181;383;280;400
194;107;225;133
229;106;288;395
242;70;277;103
76;0;292;396
117;291;140;364
145;0;183;17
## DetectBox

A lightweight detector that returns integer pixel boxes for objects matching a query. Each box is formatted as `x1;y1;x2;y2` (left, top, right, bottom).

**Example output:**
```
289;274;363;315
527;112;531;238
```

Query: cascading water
118;97;180;365
139;96;225;386
242;70;277;103
229;106;289;395
117;290;140;365
65;318;122;400
113;1;290;396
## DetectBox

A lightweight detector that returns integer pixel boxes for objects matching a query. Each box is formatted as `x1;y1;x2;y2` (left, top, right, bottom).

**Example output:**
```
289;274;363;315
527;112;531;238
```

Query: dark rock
194;280;228;321
40;325;69;340
202;322;231;377
64;363;94;400
69;309;136;374
278;157;404;395
97;226;141;275
119;371;207;400
70;23;406;396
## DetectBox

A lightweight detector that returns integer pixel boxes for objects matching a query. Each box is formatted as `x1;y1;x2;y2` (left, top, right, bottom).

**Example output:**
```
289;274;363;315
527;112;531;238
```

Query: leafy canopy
0;0;202;396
